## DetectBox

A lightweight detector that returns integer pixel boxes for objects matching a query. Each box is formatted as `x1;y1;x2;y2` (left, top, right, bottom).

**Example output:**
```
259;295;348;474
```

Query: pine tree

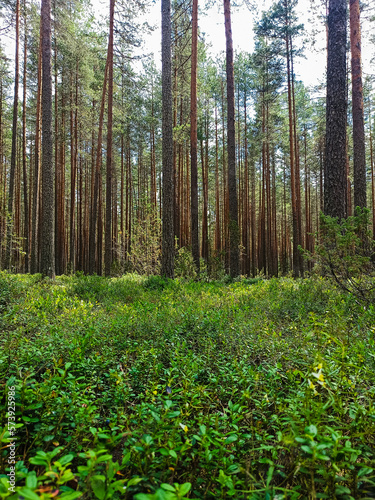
224;0;239;277
350;0;366;209
325;0;347;219
161;0;174;278
40;0;55;277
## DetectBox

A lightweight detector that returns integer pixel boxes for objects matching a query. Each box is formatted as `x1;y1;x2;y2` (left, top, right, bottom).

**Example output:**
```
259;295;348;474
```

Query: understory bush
1;273;375;499
306;208;375;305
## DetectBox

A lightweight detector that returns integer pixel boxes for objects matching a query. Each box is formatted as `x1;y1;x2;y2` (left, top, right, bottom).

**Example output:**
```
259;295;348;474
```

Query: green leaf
357;467;373;477
199;425;206;435
59;492;83;500
167;411;180;418
178;482;191;496
161;483;176;492
169;450;177;459
59;454;75;466
91;478;106;500
224;434;238;444
97;454;113;463
305;425;317;437
266;466;274;488
335;485;351;495
17;488;40;500
127;477;143;487
227;464;241;474
29;456;48;466
26;471;37;490
43;434;55;442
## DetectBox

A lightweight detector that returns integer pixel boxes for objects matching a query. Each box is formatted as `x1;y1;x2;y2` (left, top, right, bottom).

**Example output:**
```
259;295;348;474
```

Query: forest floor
1;272;375;499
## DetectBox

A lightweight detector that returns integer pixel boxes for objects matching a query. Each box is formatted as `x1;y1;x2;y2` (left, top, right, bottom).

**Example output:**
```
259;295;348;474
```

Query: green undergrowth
1;272;375;499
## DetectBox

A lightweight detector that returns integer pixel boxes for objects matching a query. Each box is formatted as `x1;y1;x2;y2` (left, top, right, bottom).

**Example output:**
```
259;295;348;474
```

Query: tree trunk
190;0;199;272
30;26;42;274
40;0;55;278
89;59;108;274
161;0;174;278
350;0;366;209
325;0;347;219
22;0;29;273
104;0;115;276
214;105;221;253
224;0;239;277
5;0;20;270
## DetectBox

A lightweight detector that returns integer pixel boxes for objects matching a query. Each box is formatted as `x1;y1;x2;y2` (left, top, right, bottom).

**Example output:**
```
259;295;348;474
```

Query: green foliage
1;274;375;498
127;208;161;276
306;208;375;304
174;248;197;280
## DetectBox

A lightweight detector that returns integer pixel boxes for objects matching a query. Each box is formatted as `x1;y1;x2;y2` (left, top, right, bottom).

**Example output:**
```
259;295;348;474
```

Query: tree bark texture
30;26;42;274
350;0;366;209
161;0;174;278
325;0;347;220
40;0;55;278
190;0;200;273
104;0;115;276
22;0;29;273
5;0;20;270
224;0;239;277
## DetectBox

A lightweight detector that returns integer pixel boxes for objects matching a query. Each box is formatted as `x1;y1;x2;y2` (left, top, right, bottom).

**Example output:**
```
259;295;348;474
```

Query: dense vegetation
1;272;375;499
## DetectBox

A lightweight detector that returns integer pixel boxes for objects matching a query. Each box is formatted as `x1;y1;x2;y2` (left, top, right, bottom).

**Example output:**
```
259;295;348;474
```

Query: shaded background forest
0;0;374;278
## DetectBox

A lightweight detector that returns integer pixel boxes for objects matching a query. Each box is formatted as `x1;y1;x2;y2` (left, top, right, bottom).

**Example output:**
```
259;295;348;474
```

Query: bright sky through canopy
92;0;331;88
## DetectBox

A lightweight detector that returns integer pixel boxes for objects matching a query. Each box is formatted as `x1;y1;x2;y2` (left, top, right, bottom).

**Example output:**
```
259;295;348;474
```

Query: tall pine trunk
5;0;20;270
161;0;174;278
325;0;347;219
224;0;239;277
190;0;199;272
30;26;42;274
350;0;366;209
104;0;115;276
22;0;29;273
40;0;55;278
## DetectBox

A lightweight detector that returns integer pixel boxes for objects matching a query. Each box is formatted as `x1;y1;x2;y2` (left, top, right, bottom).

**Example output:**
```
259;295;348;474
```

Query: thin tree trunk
22;0;29;273
350;0;366;209
5;0;20;270
214;105;221;253
31;27;42;274
190;0;199;272
104;0;115;276
89;59;109;274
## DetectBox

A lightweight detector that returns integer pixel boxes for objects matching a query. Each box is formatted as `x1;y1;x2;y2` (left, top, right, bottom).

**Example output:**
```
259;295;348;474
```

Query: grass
1;272;375;499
